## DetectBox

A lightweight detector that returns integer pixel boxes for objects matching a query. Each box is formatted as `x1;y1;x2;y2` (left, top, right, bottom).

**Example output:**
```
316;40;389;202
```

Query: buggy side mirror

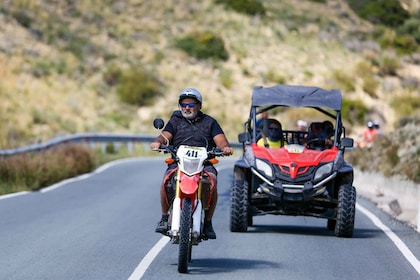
238;132;250;143
341;137;354;148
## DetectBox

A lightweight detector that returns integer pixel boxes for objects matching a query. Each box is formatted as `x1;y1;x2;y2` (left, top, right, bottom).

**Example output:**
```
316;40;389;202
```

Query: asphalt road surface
0;157;419;279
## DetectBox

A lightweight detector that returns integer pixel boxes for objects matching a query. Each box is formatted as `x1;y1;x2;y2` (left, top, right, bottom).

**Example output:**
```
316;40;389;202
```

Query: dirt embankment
354;168;419;230
349;115;420;230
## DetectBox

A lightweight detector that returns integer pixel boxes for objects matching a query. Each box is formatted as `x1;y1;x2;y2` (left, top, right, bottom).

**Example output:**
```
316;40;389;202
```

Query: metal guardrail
0;133;242;156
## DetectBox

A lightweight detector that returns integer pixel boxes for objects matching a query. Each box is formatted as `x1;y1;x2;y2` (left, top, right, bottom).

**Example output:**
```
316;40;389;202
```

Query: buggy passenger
257;119;287;148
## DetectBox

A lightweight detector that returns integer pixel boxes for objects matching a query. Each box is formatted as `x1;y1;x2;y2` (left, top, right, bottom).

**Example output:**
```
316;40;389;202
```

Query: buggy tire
247;209;253;227
327;219;336;231
178;198;192;273
335;185;356;238
230;179;249;232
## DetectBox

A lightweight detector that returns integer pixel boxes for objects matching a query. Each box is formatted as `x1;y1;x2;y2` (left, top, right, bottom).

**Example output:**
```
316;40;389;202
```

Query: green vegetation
348;136;400;177
263;69;287;84
398;17;420;44
0;142;157;195
115;66;164;106
378;55;401;76
348;0;419;55
341;99;369;125
331;69;355;92
219;68;234;88
0;144;96;194
391;96;420;116
175;32;229;61
347;0;409;28
214;0;266;16
348;116;420;183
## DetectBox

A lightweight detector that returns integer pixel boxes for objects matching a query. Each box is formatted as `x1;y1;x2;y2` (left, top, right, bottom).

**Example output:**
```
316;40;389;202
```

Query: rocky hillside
0;0;420;152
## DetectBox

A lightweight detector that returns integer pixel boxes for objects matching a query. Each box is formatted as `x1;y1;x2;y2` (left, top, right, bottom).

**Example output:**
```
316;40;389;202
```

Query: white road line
0;191;30;200
357;203;420;274
127;236;170;280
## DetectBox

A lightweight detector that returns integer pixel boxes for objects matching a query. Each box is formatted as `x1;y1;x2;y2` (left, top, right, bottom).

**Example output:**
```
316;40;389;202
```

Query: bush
347;135;398;175
392;34;418;55
349;0;410;28
175;32;229;61
354;60;375;77
362;76;379;98
263;69;286;84
398;17;420;44
219;68;234;88
116;67;163;106
379;55;400;76
0;144;96;194
103;64;123;86
214;0;266;16
331;69;355;92
391;96;420;116
341;99;369;125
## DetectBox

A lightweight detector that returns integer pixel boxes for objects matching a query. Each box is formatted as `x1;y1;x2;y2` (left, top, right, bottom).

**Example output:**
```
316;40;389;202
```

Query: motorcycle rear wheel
178;198;192;273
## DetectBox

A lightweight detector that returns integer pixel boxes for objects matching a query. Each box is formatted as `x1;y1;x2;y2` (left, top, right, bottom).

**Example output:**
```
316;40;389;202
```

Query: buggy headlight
314;162;333;181
256;159;273;178
244;147;255;166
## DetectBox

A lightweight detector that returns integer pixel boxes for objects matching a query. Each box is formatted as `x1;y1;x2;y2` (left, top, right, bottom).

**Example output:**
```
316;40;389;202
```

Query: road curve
0;157;418;279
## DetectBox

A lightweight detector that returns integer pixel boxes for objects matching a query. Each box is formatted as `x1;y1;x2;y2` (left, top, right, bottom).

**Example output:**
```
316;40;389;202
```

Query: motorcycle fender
179;173;200;195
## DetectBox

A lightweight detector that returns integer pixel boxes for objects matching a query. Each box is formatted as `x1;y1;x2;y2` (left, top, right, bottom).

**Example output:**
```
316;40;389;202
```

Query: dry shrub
0;144;97;193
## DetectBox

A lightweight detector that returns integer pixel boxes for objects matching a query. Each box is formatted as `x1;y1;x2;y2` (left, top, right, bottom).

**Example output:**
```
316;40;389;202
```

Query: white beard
181;110;198;120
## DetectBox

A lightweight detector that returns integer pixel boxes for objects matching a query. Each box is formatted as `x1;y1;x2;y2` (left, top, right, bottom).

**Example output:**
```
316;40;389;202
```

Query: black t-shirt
164;110;224;151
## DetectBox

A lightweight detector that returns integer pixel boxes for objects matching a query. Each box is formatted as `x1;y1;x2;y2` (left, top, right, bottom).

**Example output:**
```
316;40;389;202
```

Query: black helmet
178;87;203;104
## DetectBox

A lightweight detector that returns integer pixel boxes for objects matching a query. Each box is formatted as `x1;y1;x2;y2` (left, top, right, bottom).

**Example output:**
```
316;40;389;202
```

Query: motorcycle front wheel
178;197;192;273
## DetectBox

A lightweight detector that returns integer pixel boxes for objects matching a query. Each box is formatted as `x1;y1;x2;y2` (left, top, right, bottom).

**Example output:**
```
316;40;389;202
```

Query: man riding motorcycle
150;87;233;239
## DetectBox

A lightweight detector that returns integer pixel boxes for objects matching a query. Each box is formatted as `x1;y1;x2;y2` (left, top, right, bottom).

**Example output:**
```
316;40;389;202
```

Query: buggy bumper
256;172;337;203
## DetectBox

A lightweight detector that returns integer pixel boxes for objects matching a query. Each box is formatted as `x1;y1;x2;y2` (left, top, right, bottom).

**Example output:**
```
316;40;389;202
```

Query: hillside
1;0;420;150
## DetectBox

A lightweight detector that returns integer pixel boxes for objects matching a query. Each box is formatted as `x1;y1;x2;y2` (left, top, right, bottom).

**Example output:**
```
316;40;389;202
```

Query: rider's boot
203;220;216;239
155;214;169;235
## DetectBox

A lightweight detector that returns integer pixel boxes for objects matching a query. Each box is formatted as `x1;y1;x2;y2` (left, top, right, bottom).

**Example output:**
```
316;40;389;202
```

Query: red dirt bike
153;118;224;273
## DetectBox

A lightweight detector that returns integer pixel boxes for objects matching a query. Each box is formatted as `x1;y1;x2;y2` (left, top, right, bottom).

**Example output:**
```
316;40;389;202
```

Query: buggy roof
252;85;342;111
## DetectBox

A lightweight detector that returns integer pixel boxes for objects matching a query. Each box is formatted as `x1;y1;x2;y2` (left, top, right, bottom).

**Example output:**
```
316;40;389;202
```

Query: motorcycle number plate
179;146;207;158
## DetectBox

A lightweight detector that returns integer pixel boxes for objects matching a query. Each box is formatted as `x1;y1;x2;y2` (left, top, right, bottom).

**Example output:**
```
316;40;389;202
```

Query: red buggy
230;85;356;237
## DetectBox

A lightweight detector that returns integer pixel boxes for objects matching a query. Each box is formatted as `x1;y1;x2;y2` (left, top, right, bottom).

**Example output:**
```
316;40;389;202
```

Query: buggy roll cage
241;85;348;147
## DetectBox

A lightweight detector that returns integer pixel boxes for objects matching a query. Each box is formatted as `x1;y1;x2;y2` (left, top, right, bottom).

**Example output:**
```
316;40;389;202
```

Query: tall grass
0;142;161;195
0;144;96;194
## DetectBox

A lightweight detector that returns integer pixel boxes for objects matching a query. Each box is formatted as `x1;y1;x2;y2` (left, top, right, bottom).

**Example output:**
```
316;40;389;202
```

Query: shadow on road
243;224;381;239
185;257;280;274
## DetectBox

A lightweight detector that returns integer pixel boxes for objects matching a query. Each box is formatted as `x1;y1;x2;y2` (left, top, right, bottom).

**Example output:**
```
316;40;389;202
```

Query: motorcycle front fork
168;172;211;244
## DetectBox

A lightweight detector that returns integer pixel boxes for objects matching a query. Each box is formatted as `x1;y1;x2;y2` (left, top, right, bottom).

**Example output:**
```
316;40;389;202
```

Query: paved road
0;157;419;279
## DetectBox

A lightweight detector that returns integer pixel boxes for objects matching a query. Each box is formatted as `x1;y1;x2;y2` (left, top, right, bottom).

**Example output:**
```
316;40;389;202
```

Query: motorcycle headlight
314;162;333;181
183;157;201;174
256;159;273;178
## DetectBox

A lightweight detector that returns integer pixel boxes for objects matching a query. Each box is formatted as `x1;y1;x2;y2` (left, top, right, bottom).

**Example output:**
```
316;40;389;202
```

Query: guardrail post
417;201;420;233
127;142;133;154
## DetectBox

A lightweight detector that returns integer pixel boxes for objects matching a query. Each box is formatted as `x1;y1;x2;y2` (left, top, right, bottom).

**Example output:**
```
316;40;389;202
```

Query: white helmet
178;87;202;104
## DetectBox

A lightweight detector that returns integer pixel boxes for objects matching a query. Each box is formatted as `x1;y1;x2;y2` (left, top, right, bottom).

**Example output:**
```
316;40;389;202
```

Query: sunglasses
180;102;197;108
